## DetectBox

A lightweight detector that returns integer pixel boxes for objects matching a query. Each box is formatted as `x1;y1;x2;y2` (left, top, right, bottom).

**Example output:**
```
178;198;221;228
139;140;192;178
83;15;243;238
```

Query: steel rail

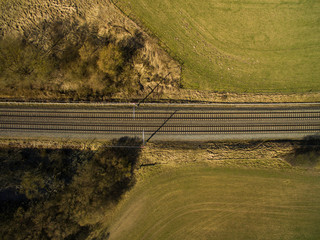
2;121;320;127
2;127;319;134
1;112;319;119
2;110;319;114
2;123;319;132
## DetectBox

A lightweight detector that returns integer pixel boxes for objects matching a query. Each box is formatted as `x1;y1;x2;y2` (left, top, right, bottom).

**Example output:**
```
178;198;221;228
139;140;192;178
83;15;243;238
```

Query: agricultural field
109;164;320;240
115;0;320;93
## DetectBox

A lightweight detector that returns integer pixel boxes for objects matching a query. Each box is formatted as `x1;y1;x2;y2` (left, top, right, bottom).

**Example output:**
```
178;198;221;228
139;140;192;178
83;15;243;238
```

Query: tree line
0;137;142;240
0;18;149;101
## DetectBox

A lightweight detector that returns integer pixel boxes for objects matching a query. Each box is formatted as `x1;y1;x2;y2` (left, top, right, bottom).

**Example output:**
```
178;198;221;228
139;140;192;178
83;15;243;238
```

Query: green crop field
109;165;320;240
115;0;320;93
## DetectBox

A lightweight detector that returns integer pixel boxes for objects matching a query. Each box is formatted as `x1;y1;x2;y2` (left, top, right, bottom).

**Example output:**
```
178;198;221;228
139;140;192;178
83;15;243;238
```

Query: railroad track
1;110;320;120
1;106;320;140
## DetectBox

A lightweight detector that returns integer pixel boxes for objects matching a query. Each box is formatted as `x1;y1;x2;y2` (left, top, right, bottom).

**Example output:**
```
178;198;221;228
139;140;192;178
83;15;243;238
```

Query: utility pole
142;129;145;146
133;104;135;119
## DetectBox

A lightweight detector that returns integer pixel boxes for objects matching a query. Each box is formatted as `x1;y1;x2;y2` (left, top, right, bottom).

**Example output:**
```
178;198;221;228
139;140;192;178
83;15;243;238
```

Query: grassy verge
140;139;320;169
109;164;320;240
116;0;320;93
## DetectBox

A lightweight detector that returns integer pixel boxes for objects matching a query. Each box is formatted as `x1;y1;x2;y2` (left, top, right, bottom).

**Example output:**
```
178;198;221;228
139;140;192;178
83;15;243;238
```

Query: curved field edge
115;0;320;94
109;164;320;240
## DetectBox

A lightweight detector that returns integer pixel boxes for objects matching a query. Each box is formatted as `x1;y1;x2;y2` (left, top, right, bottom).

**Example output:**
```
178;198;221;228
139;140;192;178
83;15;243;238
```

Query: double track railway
1;105;320;140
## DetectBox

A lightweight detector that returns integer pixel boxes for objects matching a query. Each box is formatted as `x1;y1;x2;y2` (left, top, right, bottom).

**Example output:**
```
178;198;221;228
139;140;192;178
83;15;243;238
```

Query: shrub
97;43;124;77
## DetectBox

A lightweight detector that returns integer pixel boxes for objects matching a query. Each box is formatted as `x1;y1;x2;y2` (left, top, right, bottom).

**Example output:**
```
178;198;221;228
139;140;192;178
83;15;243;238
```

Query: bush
97;43;124;77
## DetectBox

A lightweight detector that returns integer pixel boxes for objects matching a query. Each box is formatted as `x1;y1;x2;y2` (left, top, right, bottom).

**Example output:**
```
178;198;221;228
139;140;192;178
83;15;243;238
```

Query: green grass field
116;0;320;93
109;164;320;240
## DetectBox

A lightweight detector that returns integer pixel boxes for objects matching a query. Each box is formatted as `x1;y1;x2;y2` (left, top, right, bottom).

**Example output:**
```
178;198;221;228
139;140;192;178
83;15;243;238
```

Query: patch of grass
109;164;320;240
139;140;298;168
116;0;320;93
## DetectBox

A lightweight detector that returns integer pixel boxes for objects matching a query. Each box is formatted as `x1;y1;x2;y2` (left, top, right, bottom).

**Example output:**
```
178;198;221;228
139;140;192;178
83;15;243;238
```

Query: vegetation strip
0;137;143;239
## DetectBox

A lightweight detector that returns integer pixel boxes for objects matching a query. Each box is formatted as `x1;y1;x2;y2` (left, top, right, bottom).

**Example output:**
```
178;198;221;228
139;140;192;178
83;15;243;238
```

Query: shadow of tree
284;134;320;168
110;136;143;167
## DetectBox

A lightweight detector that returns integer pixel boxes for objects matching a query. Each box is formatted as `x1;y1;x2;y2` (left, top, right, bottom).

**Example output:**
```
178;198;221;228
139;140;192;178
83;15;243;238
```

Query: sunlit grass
109;165;320;239
116;0;320;93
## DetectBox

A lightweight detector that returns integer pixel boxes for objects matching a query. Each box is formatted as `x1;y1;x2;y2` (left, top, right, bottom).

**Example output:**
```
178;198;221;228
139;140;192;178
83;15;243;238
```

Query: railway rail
1;110;320;120
1;105;320;140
